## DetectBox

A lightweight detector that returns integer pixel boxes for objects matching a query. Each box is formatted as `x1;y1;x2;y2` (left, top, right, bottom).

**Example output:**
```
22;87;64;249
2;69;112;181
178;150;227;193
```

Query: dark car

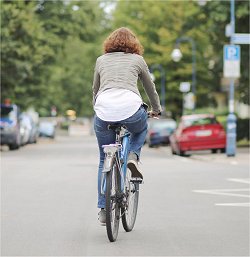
146;118;177;147
0;104;21;150
170;114;226;156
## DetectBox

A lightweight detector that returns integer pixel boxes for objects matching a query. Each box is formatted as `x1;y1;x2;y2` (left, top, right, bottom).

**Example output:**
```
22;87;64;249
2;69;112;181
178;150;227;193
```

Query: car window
0;106;16;120
151;121;176;130
183;117;217;127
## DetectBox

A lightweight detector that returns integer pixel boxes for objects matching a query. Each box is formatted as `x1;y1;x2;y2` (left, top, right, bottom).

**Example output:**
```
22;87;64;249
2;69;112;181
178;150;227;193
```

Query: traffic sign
231;33;250;45
223;45;240;78
184;92;195;110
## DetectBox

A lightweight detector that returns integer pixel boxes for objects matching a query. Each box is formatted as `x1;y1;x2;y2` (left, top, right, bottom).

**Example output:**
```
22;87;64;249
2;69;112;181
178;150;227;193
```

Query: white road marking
230;160;238;165
193;188;250;198
227;178;250;184
193;178;250;207
215;202;250;207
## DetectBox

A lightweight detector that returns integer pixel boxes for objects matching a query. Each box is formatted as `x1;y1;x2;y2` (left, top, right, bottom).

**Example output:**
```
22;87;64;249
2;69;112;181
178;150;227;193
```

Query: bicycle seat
108;124;122;130
108;123;125;131
108;124;128;135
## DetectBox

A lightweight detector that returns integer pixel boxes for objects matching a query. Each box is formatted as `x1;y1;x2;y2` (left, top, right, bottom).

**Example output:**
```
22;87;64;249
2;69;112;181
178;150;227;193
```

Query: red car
170;114;226;156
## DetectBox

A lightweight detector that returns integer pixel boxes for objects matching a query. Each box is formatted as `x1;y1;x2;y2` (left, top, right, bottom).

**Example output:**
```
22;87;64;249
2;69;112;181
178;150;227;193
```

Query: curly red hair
103;27;144;55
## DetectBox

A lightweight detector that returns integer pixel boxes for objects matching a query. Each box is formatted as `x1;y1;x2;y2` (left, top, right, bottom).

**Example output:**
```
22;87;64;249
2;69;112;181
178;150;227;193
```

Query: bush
237;118;250;141
60;121;70;130
216;116;249;142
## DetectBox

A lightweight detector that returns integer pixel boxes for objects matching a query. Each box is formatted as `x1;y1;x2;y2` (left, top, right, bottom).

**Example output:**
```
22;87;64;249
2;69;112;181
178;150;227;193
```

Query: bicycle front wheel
121;168;139;232
105;158;120;242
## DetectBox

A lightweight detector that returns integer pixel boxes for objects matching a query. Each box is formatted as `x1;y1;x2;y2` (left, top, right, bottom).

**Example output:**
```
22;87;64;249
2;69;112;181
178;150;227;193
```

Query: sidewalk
190;147;249;165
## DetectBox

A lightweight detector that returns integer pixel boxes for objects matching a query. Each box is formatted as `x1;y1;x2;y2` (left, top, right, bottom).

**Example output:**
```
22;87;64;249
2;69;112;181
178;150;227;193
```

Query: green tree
200;0;249;105
1;0;106;116
2;0;248;118
112;0;212;117
111;0;249;117
35;0;106;116
1;0;54;108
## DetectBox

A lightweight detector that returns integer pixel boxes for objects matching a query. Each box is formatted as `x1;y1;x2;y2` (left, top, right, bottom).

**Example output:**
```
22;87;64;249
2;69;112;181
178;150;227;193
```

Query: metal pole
182;93;185;116
176;37;196;111
229;0;235;113
150;64;166;114
160;65;166;113
226;0;237;157
230;0;235;36
191;39;196;110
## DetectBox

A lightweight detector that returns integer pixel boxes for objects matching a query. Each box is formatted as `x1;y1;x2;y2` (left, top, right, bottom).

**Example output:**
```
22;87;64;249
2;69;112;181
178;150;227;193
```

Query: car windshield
183;117;217;127
151;120;176;130
0;106;15;120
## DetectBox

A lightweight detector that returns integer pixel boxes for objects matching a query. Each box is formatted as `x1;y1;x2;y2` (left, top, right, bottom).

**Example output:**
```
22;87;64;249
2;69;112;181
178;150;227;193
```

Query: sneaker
98;208;106;226
127;152;143;179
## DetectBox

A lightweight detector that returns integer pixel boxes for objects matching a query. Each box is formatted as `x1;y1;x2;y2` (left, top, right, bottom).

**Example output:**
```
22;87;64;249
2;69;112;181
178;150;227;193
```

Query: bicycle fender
103;154;113;172
102;144;121;172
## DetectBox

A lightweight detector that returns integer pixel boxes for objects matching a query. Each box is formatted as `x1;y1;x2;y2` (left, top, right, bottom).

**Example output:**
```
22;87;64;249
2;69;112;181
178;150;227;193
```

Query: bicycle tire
105;157;120;242
121;168;139;232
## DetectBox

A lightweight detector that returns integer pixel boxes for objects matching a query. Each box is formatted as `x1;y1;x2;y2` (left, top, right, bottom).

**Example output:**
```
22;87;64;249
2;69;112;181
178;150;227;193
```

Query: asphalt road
1;135;249;256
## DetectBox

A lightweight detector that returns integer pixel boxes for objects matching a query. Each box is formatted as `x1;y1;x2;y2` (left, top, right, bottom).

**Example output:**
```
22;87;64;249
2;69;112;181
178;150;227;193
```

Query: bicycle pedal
130;178;143;184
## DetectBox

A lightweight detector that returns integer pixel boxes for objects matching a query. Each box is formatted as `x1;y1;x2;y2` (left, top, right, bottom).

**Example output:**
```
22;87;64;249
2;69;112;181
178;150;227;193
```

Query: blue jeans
94;106;148;208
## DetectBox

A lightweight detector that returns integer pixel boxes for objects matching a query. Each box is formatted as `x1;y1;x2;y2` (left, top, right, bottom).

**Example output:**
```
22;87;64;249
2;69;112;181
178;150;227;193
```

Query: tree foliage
1;0;249;117
1;0;105;116
112;0;249;117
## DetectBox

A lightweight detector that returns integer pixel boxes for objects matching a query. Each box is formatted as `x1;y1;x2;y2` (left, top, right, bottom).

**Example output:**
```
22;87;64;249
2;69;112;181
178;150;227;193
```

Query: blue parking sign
223;45;240;78
224;45;240;61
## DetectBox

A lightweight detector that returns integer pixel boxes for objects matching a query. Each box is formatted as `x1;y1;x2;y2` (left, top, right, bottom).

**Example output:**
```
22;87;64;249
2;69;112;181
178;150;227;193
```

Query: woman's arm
92;60;100;105
139;57;162;114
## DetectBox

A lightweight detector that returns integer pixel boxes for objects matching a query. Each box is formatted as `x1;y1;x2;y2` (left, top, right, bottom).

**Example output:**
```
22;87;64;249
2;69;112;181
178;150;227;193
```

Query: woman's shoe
127;153;143;179
98;208;106;226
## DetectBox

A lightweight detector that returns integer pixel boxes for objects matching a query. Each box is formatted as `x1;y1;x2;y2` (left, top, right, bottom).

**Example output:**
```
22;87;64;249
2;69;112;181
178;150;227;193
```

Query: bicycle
101;123;143;242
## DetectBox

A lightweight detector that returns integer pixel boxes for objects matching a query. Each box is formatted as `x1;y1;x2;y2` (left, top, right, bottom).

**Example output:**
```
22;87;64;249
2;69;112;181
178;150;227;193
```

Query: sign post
231;33;250;44
179;82;191;115
223;44;241;157
223;0;249;156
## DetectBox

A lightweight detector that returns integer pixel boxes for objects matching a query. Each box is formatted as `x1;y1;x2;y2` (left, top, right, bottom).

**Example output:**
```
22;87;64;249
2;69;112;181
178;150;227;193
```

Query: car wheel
220;148;226;153
212;149;217;154
179;150;185;156
9;143;20;150
171;148;177;155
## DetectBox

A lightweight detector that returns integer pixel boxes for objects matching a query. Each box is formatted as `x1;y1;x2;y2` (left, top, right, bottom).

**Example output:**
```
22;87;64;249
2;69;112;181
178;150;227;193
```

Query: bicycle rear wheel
105;158;120;242
121;168;139;232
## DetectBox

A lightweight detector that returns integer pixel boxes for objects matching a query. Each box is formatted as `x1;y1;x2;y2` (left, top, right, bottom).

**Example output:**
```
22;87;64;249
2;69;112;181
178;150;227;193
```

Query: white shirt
94;88;142;121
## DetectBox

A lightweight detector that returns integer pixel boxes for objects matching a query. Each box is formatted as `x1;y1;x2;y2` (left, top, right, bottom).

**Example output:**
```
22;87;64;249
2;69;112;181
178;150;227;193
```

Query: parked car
170;114;226;156
28;119;39;143
0;103;21;150
26;108;39;143
146;118;177;147
39;121;56;138
20;113;33;145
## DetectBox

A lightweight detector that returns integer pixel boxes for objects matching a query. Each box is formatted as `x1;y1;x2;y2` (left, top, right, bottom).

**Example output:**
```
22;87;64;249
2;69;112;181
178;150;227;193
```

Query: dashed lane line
227;178;250;184
193;178;250;207
193;188;250;198
215;202;250;207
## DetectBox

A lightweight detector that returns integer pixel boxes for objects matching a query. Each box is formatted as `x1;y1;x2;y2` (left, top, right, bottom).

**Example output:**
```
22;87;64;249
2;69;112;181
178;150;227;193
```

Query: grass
237;139;250;147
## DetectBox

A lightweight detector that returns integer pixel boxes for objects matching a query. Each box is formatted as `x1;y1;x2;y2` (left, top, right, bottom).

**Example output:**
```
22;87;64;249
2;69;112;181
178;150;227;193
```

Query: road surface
1;135;249;256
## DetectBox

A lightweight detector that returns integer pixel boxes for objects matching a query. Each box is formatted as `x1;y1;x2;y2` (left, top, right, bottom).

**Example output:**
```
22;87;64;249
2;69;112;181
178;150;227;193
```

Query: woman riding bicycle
92;27;161;225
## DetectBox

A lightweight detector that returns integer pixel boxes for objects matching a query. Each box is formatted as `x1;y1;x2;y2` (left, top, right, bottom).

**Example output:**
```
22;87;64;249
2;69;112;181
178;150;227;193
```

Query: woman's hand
148;110;161;119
